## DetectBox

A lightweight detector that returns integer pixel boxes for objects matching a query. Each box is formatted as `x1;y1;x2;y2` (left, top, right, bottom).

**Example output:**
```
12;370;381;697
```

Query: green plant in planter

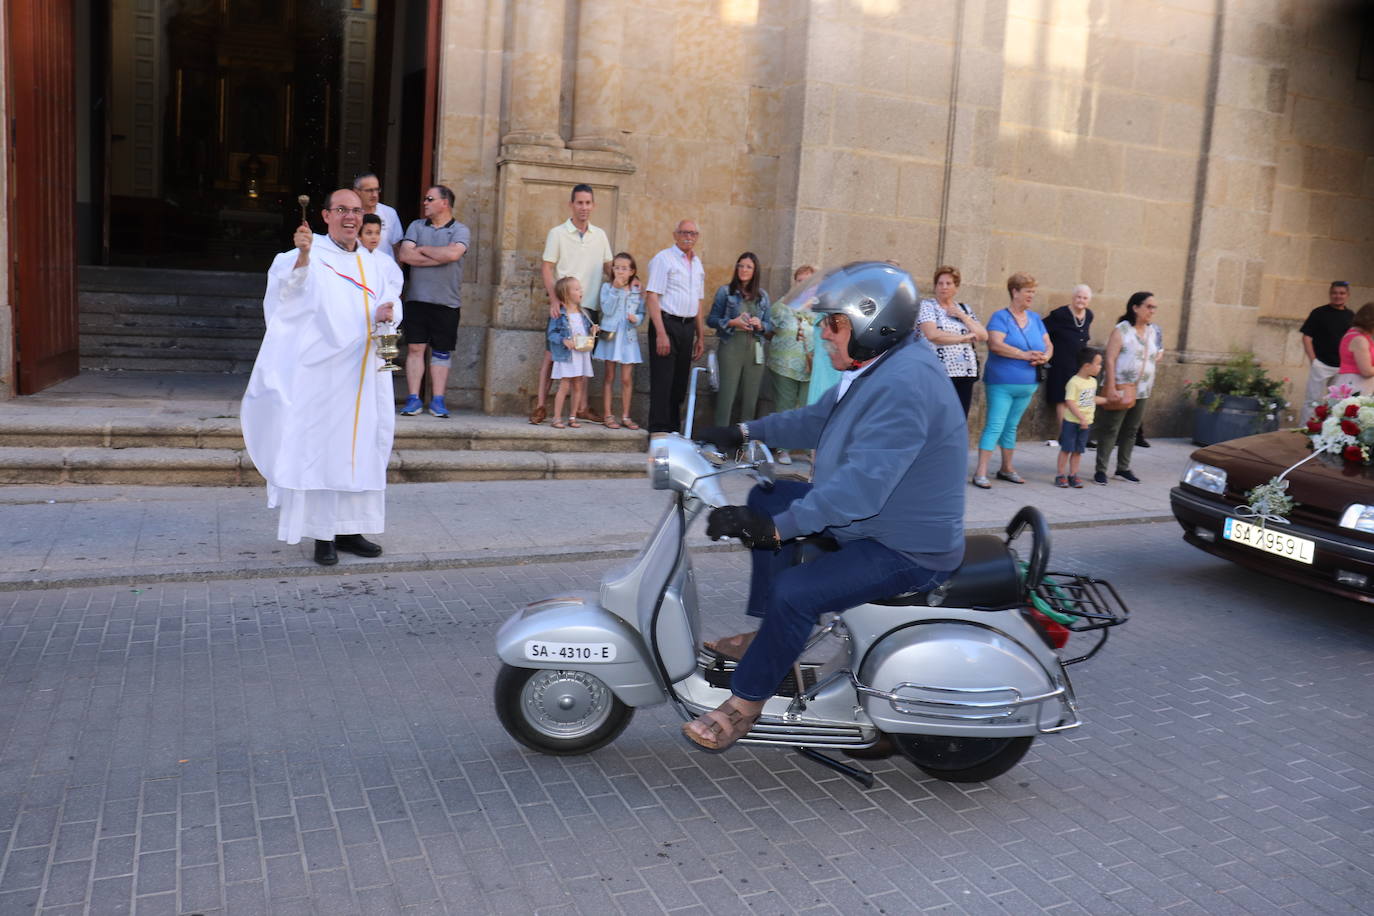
1184;352;1288;416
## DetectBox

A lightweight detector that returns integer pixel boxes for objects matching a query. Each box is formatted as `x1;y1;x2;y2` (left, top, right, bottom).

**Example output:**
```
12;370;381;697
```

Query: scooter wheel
893;734;1034;783
493;664;633;756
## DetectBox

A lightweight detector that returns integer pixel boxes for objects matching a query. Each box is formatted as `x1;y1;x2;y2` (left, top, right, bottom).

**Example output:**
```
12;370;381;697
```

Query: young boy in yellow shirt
1056;349;1105;488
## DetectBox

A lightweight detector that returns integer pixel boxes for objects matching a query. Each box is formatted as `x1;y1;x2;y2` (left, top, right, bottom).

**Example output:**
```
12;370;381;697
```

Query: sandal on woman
529;405;547;425
603;417;622;430
569;418;581;428
702;631;757;661
551;420;567;429
682;699;762;751
621;416;640;430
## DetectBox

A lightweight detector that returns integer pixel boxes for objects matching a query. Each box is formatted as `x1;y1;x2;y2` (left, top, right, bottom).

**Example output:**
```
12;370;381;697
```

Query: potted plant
1185;352;1288;446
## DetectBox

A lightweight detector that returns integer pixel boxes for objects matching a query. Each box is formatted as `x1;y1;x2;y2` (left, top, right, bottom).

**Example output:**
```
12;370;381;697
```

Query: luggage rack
1032;572;1130;665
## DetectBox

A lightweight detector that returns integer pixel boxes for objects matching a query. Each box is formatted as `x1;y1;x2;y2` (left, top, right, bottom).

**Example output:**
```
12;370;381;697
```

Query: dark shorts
1058;419;1091;453
401;301;461;350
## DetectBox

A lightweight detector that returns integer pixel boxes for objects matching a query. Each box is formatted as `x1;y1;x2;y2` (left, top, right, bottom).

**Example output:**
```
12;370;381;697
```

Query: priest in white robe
241;189;402;566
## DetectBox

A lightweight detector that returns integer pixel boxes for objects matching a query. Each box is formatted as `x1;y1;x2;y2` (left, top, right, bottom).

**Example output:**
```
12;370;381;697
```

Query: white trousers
1302;359;1339;419
268;486;385;544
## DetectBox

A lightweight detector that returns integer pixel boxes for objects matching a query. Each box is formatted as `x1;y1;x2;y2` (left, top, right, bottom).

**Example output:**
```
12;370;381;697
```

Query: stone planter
1192;392;1279;446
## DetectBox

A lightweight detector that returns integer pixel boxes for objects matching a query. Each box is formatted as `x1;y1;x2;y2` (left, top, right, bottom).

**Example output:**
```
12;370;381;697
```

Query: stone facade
1;0;1369;422
417;0;1373;430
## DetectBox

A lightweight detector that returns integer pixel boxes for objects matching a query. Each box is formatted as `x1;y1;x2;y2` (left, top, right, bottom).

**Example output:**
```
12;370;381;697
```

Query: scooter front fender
494;593;668;707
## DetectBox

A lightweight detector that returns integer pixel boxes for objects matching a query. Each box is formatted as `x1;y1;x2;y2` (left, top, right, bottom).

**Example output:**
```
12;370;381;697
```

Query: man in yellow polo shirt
530;184;614;424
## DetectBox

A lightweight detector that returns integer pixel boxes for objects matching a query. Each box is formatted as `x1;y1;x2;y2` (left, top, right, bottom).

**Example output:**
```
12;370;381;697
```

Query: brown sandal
702;631;757;661
529;405;547;425
603;417;621;430
682;700;761;751
551;420;567;429
569;418;581;428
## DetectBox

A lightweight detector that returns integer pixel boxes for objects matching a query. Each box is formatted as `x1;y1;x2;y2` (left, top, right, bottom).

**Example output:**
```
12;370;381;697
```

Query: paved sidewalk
3;438;1198;590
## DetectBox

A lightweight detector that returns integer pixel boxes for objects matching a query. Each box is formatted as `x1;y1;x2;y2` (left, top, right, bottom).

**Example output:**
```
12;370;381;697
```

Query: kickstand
796;747;874;788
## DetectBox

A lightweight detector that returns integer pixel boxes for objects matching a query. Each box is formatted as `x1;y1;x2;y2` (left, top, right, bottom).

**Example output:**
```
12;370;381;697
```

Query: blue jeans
978;383;1038;452
731;482;952;702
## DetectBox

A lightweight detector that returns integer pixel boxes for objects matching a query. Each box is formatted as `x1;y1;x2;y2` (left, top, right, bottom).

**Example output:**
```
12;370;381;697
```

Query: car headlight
1181;461;1227;495
1340;504;1374;533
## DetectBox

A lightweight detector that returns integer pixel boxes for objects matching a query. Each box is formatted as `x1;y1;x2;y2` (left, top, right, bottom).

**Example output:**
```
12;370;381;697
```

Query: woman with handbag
917;265;987;416
1090;291;1162;484
707;252;773;426
971;273;1052;489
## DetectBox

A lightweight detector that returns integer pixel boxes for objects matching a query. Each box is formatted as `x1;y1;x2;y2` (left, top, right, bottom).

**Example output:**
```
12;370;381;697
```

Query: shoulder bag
1102;382;1137;411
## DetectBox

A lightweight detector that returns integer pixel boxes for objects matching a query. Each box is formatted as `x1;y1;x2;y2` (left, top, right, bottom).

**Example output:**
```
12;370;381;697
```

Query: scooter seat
871;535;1021;610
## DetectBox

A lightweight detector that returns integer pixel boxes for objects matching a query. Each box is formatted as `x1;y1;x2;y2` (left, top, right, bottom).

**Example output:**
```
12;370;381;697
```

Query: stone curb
0;514;1175;593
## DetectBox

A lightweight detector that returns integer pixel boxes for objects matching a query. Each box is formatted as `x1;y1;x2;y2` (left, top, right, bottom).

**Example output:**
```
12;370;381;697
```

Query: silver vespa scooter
493;371;1128;785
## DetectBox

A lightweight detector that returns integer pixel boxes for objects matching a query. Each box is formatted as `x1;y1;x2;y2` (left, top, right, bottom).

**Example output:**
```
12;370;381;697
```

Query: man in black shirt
1299;281;1352;420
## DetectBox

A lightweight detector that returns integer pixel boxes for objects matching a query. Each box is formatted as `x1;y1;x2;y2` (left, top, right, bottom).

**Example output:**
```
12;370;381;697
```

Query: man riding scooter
686;261;969;751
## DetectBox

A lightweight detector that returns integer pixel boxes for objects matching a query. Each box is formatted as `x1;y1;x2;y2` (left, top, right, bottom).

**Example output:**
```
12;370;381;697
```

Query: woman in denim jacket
707;252;773;426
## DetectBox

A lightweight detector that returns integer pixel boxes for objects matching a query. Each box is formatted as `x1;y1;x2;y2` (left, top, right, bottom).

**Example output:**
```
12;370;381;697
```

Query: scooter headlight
1341;504;1374;533
649;448;672;490
1181;461;1227;495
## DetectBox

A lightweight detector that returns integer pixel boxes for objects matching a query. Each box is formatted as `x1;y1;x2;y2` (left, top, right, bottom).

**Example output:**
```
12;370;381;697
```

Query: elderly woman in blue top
707;252;773;426
685;263;967;751
971;272;1053;488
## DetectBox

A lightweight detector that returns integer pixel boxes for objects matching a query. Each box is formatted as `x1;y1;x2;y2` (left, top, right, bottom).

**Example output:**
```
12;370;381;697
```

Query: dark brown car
1170;430;1374;604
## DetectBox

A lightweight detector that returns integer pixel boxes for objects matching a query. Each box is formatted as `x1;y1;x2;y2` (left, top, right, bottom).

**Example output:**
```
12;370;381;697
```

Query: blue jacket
707;287;773;340
546;307;586;362
750;337;967;569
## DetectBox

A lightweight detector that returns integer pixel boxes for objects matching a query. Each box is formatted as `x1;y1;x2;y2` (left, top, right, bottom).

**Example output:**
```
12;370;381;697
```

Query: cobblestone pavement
0;522;1371;915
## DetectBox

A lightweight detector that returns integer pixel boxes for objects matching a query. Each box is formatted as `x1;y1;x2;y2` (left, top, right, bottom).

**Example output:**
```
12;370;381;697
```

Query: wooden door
7;0;77;393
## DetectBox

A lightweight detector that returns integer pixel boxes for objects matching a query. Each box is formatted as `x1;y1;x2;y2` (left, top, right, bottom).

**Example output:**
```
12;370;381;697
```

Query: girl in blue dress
593;253;645;429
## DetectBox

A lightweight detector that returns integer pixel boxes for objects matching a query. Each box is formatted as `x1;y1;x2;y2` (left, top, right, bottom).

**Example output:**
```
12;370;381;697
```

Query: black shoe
1093;471;1108;485
1086;440;1098;449
1114;469;1140;483
314;539;338;566
1134;433;1150;448
334;534;383;558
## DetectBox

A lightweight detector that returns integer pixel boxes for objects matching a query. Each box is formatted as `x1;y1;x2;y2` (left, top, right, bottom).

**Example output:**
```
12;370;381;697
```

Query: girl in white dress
593;253;645;429
549;277;597;428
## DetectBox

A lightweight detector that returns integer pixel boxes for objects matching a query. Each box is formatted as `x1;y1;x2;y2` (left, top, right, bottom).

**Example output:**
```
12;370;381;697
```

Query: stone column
501;0;565;148
567;0;623;152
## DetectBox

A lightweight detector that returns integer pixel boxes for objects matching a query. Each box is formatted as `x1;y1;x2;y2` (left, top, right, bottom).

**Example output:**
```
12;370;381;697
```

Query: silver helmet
809;261;919;361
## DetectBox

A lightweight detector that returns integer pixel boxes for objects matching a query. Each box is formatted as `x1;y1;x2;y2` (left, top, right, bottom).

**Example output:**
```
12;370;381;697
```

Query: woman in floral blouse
916;265;987;416
765;265;817;464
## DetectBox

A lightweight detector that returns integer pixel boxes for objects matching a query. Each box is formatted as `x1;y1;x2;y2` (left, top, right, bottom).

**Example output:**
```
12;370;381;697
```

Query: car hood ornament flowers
1304;383;1374;466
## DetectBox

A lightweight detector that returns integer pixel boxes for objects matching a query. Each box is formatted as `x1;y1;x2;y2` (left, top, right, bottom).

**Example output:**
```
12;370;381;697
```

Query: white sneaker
775;450;793;465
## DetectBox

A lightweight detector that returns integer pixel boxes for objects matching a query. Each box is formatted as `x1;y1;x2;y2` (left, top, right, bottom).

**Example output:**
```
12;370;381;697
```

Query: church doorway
81;0;438;273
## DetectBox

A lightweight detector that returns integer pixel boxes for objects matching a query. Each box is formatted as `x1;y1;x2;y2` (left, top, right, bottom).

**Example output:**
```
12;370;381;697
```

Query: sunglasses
822;313;851;333
423;195;444;203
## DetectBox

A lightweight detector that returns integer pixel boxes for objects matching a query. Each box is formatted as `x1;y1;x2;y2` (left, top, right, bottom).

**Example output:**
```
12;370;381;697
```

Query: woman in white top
1090;291;1163;485
916;265;987;416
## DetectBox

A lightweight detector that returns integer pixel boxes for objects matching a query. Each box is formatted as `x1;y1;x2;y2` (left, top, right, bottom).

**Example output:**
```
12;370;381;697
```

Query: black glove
706;505;781;551
695;424;744;452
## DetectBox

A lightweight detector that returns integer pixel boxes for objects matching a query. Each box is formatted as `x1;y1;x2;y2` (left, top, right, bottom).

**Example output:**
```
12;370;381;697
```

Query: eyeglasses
329;207;364;217
674;229;699;237
356;186;380;194
423;195;444;203
822;313;851;333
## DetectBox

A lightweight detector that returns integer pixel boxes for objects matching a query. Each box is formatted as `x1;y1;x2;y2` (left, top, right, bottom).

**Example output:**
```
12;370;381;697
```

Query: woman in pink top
1333;302;1374;395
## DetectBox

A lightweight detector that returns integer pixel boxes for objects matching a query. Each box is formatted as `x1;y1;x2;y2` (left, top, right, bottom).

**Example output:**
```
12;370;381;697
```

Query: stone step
79;265;266;297
78;355;257;374
0;415;648;454
82;310;265;335
80;292;266;321
0;446;648;486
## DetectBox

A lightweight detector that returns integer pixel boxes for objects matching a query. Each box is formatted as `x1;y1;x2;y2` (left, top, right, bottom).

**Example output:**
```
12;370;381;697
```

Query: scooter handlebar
1006;505;1050;592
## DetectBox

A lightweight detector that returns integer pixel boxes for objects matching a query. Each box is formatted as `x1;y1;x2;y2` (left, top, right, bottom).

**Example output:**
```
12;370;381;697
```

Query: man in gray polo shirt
397;185;471;418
